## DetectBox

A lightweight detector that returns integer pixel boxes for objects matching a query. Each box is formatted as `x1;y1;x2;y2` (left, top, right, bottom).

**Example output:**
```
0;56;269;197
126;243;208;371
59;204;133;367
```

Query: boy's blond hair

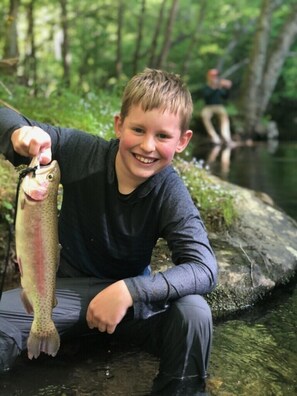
120;68;193;132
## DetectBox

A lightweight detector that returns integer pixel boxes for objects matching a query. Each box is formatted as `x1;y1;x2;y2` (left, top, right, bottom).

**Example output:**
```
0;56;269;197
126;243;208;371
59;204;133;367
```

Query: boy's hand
86;280;133;334
11;126;52;164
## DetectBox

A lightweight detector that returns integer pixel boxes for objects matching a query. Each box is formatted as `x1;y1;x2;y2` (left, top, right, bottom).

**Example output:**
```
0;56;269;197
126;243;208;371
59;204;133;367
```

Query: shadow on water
1;138;296;396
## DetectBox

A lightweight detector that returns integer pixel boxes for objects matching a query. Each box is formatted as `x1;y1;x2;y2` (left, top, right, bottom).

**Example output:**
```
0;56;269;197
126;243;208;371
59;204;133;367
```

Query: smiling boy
0;69;217;395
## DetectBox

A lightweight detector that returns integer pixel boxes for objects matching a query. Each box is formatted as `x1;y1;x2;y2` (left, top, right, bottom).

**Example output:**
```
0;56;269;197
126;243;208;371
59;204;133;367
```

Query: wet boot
150;376;208;396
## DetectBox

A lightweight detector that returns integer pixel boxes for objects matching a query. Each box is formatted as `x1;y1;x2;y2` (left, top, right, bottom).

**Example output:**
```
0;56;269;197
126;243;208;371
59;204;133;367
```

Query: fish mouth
24;191;48;202
24;192;39;202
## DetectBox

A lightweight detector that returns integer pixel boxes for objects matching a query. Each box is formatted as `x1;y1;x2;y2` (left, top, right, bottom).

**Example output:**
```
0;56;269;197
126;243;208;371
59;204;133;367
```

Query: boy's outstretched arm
0;107;52;164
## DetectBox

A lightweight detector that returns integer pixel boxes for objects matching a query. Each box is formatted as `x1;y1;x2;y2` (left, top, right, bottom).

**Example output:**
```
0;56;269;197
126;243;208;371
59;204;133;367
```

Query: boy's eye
158;133;169;139
133;127;143;134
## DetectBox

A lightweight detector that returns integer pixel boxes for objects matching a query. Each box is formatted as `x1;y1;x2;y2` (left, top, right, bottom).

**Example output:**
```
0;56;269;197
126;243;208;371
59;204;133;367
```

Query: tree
132;0;146;74
115;0;124;78
240;0;297;134
23;0;37;94
181;0;207;75
2;0;19;76
147;0;167;68
258;5;297;118
155;0;179;69
60;0;71;87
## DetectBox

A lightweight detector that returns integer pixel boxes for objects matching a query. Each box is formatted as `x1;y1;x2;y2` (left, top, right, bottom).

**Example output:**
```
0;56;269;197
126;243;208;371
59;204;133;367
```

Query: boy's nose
140;136;155;152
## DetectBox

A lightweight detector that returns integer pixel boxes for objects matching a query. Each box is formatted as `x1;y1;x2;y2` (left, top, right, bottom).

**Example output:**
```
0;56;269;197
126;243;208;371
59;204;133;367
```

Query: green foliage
0;156;17;224
1;0;296;134
1;82;120;139
174;158;237;230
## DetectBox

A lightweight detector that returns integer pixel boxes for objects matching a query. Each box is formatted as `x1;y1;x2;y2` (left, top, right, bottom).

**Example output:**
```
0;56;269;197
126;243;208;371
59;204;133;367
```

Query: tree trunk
132;0;146;74
2;0;19;76
116;0;125;78
147;0;167;68
258;4;297;117
60;0;71;87
156;0;179;69
240;0;274;134
23;0;37;94
181;0;206;75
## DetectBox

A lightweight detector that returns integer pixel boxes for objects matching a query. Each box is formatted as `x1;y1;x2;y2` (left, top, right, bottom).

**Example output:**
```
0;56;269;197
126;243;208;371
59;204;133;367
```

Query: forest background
0;0;297;140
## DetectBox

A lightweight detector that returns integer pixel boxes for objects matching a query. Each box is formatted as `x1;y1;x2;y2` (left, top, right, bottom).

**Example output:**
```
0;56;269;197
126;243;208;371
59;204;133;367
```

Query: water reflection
206;145;232;179
191;138;297;220
192;138;297;395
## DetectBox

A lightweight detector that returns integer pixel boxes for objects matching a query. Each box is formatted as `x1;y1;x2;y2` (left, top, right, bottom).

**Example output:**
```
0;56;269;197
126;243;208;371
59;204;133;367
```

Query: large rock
152;178;297;319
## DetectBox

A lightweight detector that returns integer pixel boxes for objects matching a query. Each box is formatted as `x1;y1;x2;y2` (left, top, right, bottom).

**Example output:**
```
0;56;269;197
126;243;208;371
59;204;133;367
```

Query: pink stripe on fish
33;222;46;295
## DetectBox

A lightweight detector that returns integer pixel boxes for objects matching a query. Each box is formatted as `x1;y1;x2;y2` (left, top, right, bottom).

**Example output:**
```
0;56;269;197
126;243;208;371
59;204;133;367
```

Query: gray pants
0;276;212;394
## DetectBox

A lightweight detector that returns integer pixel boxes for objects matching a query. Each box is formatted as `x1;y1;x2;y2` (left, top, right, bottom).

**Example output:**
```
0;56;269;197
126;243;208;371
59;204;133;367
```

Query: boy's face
114;105;192;191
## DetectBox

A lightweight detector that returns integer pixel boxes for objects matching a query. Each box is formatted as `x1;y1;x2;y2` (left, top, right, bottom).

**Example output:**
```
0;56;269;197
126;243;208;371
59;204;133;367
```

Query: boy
0;69;217;395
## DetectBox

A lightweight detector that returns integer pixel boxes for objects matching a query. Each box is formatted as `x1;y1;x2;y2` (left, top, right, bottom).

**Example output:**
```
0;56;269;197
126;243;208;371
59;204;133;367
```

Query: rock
151;176;297;319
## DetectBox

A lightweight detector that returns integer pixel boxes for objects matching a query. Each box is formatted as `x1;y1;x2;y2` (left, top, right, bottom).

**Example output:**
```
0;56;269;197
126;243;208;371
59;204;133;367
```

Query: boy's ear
114;114;122;138
175;130;193;153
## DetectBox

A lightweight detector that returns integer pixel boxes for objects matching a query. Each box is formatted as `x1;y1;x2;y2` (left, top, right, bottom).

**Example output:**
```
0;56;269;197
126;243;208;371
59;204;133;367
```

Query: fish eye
47;173;54;181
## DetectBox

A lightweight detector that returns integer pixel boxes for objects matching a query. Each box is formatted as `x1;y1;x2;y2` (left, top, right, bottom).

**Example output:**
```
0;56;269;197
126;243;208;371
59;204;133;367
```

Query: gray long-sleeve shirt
0;107;218;318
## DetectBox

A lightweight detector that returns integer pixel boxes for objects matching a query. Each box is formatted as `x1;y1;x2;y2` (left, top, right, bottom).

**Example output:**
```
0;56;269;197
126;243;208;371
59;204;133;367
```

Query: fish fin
27;321;60;359
21;290;34;314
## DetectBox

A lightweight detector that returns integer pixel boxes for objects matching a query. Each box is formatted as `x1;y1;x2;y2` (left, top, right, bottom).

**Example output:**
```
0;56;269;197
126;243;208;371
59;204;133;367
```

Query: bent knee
172;295;212;324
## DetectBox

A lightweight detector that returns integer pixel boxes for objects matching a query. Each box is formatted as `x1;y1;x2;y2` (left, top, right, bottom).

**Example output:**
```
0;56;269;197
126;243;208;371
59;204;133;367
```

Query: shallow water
209;279;297;395
194;139;297;396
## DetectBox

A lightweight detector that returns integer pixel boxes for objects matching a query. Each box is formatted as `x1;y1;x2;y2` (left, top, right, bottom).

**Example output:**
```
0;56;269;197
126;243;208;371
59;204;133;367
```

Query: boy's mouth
134;154;157;164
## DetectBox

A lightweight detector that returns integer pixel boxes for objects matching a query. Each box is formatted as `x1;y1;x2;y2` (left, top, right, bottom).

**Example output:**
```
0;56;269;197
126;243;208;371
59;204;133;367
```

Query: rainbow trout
15;156;61;359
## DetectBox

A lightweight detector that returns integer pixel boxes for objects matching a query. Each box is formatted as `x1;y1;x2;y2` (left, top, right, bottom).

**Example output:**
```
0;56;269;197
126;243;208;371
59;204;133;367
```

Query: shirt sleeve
0;106;62;166
0;106;108;184
124;173;218;319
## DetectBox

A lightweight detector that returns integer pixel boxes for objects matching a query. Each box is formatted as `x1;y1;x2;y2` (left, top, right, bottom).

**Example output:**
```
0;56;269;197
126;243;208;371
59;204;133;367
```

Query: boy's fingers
39;148;52;164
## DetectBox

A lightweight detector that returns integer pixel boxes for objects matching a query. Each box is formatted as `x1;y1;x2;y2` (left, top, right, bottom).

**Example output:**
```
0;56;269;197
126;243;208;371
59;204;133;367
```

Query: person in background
201;69;234;146
0;68;217;395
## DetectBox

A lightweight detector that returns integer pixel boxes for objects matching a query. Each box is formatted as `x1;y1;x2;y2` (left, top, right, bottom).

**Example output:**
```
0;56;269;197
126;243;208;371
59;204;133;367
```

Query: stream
1;140;296;395
193;139;297;396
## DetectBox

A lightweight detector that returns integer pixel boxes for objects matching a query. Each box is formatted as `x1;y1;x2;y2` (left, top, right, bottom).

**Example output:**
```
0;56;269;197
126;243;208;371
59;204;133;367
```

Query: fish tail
27;320;60;360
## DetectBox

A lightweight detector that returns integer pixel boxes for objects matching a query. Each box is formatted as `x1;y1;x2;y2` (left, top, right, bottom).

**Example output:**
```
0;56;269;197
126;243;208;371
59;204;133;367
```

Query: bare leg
201;107;221;144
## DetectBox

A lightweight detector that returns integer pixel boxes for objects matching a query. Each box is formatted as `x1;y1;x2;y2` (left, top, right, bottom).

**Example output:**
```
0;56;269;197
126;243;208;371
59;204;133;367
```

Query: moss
174;158;237;231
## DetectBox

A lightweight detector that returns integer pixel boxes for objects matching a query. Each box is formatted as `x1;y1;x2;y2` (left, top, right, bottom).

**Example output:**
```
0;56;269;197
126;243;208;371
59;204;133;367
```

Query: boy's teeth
135;155;154;164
